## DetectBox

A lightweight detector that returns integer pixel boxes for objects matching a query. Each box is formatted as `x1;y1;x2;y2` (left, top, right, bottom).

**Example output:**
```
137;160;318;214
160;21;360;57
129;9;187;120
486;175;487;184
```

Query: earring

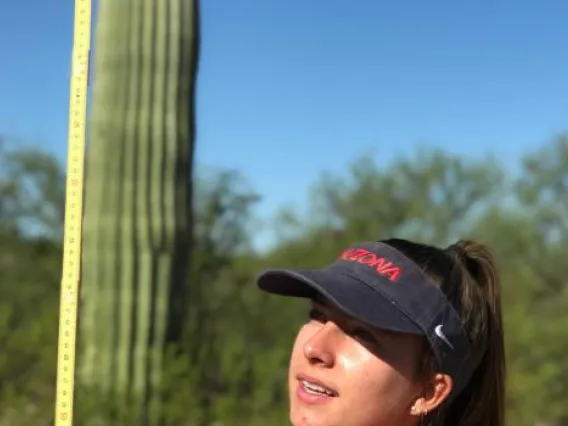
411;403;421;415
412;403;428;417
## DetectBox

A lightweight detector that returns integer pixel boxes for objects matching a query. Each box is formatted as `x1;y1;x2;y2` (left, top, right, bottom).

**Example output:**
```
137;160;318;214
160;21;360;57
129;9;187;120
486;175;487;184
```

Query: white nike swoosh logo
434;325;454;350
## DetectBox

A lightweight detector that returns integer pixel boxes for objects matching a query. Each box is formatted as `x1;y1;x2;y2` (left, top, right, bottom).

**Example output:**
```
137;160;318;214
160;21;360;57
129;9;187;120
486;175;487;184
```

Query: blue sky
2;0;568;245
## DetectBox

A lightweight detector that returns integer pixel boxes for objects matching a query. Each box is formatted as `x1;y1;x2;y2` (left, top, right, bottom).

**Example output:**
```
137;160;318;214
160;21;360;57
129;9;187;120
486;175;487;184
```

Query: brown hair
382;238;506;426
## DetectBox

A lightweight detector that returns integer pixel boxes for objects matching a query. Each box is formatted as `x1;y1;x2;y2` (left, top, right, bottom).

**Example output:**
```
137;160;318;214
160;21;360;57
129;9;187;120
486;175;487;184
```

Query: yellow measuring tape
54;0;92;425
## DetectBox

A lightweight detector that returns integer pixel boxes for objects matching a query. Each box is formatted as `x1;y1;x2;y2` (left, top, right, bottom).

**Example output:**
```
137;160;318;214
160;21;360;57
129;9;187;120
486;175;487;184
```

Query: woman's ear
410;373;453;417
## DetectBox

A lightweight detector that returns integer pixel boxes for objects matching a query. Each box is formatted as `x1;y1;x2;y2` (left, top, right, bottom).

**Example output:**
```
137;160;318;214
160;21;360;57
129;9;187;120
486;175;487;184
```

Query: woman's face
288;298;425;426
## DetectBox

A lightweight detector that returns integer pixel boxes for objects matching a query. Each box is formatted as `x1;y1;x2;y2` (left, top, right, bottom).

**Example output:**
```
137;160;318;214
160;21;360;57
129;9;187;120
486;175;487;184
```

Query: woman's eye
308;308;327;322
352;328;377;344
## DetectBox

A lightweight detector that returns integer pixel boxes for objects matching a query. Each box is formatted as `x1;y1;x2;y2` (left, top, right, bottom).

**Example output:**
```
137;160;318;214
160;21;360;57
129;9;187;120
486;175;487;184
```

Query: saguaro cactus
79;0;199;422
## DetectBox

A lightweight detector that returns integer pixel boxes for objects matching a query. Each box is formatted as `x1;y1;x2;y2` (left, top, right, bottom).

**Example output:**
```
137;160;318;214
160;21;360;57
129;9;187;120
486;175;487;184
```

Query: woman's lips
296;373;338;404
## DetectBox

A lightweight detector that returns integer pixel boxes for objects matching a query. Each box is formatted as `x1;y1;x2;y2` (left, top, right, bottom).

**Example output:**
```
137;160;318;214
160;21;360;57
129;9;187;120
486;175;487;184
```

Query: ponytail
437;240;506;426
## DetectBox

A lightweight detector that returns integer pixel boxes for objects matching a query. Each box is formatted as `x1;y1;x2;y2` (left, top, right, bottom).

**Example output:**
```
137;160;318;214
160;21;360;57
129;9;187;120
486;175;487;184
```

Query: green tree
504;135;568;426
0;141;63;425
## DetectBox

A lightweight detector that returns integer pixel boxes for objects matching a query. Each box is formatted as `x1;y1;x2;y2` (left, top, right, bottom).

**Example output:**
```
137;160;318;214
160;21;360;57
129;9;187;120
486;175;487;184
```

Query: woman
257;238;506;426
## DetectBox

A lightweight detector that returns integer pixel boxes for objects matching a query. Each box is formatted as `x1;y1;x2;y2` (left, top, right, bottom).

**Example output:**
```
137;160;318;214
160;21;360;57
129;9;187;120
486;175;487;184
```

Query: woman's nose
303;321;341;368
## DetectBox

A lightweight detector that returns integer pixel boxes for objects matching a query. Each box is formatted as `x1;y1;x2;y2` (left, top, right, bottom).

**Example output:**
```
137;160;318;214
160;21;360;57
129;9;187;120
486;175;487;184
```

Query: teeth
301;380;334;396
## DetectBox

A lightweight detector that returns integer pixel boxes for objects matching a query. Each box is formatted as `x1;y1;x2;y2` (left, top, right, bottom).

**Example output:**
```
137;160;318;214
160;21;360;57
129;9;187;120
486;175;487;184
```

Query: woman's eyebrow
347;319;396;340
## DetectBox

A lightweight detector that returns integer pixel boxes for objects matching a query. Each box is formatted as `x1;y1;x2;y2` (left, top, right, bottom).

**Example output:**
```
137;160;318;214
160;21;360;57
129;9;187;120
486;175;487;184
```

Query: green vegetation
1;135;567;425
